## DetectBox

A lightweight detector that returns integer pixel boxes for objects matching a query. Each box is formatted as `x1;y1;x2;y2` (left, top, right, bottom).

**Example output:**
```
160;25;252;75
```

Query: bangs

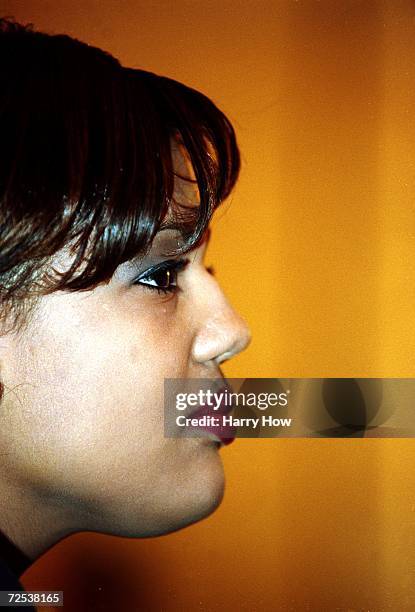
0;22;240;307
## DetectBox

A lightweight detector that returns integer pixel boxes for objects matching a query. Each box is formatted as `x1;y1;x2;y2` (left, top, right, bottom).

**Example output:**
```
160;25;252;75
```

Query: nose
191;276;251;366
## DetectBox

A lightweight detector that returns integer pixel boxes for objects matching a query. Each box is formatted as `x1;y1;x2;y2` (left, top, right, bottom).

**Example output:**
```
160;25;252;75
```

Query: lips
187;385;237;446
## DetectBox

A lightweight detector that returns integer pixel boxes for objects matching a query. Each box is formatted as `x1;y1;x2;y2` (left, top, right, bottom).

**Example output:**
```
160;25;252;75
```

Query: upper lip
188;383;234;418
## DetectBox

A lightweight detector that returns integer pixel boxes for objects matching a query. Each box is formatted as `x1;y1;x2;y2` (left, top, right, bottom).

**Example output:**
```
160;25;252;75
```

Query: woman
0;18;251;603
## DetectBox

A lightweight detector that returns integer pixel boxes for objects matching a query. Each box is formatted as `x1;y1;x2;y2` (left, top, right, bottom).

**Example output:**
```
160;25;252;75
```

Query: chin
98;444;226;538
170;439;226;529
175;453;226;531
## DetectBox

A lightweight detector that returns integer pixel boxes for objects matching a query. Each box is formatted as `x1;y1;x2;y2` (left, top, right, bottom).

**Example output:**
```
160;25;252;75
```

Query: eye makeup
113;227;211;288
132;258;189;295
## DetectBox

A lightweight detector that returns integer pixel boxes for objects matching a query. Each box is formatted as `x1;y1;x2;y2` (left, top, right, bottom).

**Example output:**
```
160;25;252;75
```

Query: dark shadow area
23;534;167;612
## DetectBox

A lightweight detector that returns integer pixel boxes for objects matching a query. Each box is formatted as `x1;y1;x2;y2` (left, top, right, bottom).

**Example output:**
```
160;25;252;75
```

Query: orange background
2;0;415;610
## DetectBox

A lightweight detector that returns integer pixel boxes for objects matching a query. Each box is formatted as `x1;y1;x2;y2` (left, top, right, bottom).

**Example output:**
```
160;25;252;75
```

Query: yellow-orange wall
2;0;415;609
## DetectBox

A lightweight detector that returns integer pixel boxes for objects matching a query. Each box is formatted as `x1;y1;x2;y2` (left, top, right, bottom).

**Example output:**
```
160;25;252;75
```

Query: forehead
155;139;202;249
170;139;199;210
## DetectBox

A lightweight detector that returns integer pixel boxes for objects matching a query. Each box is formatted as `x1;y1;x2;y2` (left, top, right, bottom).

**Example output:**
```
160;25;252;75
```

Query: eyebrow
125;219;212;266
158;216;198;236
120;226;212;276
157;220;211;247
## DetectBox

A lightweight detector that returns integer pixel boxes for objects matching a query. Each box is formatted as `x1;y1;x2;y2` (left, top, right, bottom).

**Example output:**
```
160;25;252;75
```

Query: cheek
0;306;194;487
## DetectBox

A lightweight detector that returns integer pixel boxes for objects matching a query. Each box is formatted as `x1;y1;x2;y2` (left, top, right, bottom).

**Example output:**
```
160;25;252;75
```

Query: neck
0;474;81;569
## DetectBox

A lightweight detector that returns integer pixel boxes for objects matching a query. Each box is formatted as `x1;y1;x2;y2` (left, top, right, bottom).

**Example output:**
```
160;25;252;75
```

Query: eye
133;259;189;294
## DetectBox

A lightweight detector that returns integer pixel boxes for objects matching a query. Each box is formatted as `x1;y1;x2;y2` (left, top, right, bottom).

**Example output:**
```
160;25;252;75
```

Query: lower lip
200;433;234;448
187;407;237;446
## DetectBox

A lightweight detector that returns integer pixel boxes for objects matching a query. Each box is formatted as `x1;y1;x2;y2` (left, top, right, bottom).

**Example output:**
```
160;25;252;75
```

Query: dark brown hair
0;18;240;331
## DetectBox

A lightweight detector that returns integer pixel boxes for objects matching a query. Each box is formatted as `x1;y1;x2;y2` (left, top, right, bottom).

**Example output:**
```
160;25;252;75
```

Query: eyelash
133;259;190;295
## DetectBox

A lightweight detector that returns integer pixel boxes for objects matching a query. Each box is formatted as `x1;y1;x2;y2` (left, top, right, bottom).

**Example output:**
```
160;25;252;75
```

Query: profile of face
0;143;251;556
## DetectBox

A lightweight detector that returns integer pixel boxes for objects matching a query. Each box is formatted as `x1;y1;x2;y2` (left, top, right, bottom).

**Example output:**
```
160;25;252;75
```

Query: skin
0;147;251;561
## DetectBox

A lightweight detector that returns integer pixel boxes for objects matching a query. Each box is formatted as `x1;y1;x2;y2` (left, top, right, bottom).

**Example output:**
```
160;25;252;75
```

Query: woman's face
0;148;251;551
